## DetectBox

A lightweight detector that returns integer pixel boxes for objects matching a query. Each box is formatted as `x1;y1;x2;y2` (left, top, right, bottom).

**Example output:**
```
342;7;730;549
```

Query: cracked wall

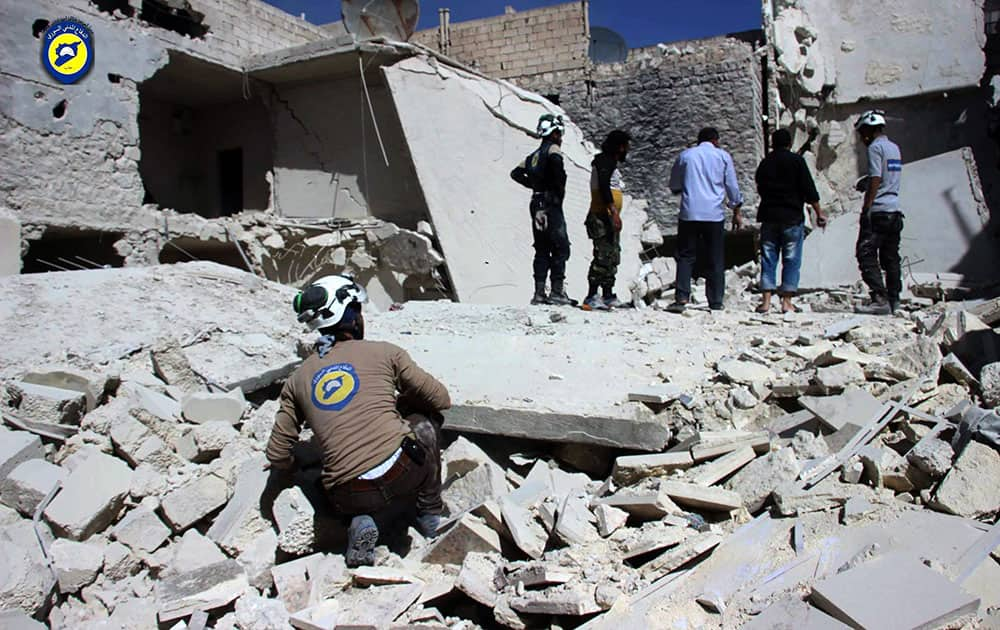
0;0;326;243
269;71;430;228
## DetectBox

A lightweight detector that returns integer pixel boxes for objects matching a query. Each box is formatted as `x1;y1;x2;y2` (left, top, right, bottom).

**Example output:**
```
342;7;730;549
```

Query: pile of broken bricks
0;271;999;628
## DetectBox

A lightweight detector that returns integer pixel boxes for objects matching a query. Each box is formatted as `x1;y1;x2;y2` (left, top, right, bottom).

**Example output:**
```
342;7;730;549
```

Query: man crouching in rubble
265;275;450;567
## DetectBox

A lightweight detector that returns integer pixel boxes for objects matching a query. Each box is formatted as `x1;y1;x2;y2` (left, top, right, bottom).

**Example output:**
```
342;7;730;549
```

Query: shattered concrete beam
443;405;670;452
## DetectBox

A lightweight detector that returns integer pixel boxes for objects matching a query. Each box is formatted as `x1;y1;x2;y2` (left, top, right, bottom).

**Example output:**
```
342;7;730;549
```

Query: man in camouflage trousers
583;130;631;310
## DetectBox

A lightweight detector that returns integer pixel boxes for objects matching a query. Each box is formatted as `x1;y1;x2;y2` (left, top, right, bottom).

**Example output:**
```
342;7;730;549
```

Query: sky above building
261;0;762;49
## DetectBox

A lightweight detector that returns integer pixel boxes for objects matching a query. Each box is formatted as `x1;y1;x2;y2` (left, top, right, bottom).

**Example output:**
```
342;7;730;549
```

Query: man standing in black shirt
754;129;827;314
511;114;575;306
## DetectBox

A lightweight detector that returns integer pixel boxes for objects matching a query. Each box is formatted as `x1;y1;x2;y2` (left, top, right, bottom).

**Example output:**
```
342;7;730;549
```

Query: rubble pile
0;264;998;628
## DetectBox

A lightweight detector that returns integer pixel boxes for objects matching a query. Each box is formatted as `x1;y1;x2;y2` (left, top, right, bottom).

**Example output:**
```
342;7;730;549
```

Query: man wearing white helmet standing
265;275;451;567
511;113;576;306
854;110;904;315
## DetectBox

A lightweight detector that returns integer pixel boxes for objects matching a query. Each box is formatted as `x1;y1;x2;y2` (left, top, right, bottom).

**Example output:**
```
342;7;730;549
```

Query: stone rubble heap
0;265;998;629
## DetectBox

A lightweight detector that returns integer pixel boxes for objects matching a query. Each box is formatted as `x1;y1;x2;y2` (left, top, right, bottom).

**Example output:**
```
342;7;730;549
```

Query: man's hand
732;212;744;232
815;212;828;229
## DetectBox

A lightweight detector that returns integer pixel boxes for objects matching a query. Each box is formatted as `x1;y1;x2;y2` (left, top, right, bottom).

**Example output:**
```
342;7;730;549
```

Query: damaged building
2;0;1000;628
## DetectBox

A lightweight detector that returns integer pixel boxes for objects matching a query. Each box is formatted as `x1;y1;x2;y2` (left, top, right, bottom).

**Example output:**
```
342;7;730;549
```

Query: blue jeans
759;223;805;295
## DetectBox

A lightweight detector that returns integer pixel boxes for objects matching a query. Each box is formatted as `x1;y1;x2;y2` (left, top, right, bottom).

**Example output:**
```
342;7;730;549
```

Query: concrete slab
690;445;756;487
799;387;883;432
596;491;679;520
0;458;66;516
206;457;271;555
810;552;979;630
160;473;230;532
641;532;723;579
382;55;643;304
800;149;999;289
424;514;502;565
50;538;104;593
156;559;249;623
743;596;851;630
612;452;694;484
112;506;171;554
0;428;44;481
934;441;1000;519
659;481;743;512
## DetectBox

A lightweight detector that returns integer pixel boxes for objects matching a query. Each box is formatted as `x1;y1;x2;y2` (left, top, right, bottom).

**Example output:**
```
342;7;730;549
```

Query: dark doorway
218;148;243;217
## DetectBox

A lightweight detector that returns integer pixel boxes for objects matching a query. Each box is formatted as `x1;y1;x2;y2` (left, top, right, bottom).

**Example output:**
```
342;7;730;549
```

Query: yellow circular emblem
311;364;360;411
41;19;94;85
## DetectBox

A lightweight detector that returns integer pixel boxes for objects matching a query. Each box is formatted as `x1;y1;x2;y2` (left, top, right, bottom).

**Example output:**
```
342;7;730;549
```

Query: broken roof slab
246;38;410;84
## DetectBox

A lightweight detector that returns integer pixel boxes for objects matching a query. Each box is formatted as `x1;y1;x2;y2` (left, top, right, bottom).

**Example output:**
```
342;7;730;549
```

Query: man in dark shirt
754;128;827;314
583;129;630;310
511;114;575;306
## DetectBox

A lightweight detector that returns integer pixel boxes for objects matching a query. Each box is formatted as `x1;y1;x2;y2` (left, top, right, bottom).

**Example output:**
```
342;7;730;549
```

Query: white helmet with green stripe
536;113;565;138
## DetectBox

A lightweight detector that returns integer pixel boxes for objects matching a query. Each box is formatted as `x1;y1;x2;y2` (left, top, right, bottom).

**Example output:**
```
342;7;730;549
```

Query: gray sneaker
548;291;577;307
603;294;626;309
345;515;379;567
583;295;610;311
854;299;891;315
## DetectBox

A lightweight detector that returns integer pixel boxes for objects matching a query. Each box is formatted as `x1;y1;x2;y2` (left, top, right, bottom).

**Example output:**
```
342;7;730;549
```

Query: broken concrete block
175;421;240;463
641;532;723;579
716;360;775;386
659;480;743;512
424;513;502;565
236;528;278;591
170;529;229;576
555;493;600;545
552;443;612;477
858;446;913;492
907;438;955;478
271;553;323;614
102;540;140;581
112;506;170;553
622;525;688;560
156;559;249;623
273;486;316;555
814;361;866;393
443;461;508;516
500;500;548;560
234;591;290;630
0;428;44;480
22;366;116;414
841;459;864;484
773;482;846;517
596;490;679;520
181;389;247;425
641;224;664;247
352;565;419;586
510;586;601;616
743;595;852;630
6;382;86;426
160;473;229;532
627;384;684;404
441;436;495;479
50;538;104;593
594;504;628;537
934;441;1000;519
0;539;49;614
121;382;181;421
151;344;204;393
0;609;46;630
790;430;832;461
724;447;801;513
611;451;693;484
0;458;66;516
690;445;756;486
455;552;501;606
206;457;271;555
43;449;133;540
109;414;174;470
982;361;1000;408
810;552;979;630
841;496;876;525
690;432;770;462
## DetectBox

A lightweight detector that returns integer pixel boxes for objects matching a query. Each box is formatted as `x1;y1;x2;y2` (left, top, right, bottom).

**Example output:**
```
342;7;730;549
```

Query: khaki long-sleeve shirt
265;339;451;489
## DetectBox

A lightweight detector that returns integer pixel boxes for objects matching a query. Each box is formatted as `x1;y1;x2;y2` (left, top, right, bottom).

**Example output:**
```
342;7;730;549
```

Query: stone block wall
520;36;765;229
412;2;589;80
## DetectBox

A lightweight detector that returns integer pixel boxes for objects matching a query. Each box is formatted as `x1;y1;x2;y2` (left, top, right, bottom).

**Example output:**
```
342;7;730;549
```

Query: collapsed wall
766;0;998;220
521;36;765;229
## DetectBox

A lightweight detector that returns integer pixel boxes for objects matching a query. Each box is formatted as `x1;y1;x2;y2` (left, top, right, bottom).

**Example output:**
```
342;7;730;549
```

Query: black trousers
856;211;903;302
531;194;570;285
327;414;442;518
675;220;725;308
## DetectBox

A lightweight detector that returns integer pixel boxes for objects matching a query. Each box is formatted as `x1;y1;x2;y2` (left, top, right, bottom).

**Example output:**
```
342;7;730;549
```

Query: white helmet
294;275;368;331
855;109;887;130
536;113;565;138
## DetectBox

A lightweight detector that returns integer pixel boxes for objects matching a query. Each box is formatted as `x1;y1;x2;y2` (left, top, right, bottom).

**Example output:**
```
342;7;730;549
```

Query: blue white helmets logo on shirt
311;363;360;411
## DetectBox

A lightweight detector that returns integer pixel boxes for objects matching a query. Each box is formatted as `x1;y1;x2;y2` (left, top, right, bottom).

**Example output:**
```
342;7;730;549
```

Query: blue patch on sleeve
887;159;902;172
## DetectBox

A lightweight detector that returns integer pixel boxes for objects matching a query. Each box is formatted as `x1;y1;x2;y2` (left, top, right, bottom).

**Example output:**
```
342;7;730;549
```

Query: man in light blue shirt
667;127;744;311
853;109;903;315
